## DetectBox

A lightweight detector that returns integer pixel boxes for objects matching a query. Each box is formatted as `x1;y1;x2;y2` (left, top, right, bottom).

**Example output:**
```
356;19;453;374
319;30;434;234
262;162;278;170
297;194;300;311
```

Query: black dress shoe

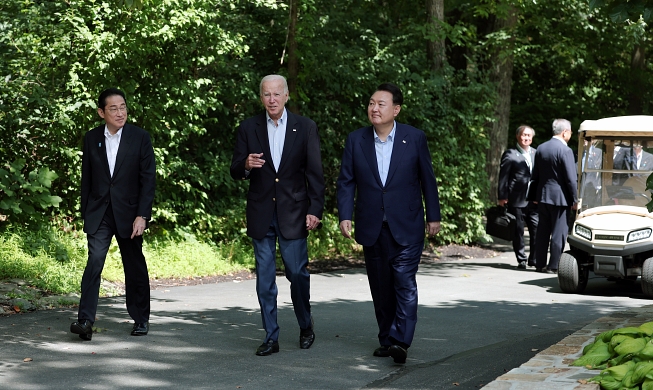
131;322;149;336
543;268;558;274
373;346;391;357
70;320;93;340
300;328;315;349
517;261;527;269
256;340;280;356
389;345;407;364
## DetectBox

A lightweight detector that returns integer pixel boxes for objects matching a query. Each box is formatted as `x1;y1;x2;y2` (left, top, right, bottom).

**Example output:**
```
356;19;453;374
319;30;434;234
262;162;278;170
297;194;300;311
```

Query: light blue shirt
267;109;287;172
374;122;396;186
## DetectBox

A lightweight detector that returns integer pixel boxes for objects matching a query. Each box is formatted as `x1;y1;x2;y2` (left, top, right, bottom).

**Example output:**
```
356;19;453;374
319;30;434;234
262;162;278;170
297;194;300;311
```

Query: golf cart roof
579;115;653;137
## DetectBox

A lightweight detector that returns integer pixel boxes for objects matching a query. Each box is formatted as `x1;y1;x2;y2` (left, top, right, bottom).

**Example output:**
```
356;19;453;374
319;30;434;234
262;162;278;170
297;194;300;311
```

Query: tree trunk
628;44;645;115
485;5;517;204
426;0;445;71
287;0;300;114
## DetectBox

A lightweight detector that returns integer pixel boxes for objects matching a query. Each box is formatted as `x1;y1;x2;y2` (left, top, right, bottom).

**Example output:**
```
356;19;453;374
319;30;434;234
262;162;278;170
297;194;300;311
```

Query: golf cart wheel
558;251;589;293
642;258;653;298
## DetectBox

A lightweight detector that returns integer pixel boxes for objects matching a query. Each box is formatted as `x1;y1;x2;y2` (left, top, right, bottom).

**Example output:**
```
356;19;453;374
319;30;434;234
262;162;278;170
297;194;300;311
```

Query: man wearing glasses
70;88;156;340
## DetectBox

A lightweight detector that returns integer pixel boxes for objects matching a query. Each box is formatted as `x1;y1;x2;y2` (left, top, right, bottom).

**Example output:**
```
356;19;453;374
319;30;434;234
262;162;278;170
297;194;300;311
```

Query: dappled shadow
0;282;645;389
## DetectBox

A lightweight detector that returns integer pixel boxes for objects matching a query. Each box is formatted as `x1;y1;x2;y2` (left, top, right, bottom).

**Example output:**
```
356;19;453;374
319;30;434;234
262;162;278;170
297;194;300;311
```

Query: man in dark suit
498;125;539;269
70;88;156;340
230;75;325;356
336;83;441;364
529;119;578;273
614;141;653;173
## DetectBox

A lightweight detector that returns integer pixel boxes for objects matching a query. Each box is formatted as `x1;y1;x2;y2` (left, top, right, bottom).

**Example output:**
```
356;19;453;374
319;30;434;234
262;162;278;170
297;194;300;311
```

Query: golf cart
561;115;653;298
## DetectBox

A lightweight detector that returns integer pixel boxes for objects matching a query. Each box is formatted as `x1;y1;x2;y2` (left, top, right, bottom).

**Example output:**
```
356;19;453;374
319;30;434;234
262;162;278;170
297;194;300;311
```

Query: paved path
0;246;650;389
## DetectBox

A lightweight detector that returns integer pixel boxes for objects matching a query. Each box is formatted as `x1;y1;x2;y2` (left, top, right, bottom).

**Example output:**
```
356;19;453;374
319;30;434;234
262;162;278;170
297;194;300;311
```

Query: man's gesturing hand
245;153;265;170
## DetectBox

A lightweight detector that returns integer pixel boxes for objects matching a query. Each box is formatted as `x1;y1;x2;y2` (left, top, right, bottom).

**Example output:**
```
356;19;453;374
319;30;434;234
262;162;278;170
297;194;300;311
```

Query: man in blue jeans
230;75;325;356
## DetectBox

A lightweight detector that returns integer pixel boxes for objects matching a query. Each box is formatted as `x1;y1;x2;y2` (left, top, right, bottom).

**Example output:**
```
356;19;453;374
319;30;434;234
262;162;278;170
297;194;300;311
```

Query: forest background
1;0;651;295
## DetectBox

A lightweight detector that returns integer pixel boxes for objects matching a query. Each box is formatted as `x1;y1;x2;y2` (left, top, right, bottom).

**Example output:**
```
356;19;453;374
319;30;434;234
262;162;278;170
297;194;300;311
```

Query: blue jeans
252;210;311;342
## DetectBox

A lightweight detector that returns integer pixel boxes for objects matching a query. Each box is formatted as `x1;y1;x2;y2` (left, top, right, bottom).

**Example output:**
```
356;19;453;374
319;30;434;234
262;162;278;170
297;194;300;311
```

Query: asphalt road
0;248;649;389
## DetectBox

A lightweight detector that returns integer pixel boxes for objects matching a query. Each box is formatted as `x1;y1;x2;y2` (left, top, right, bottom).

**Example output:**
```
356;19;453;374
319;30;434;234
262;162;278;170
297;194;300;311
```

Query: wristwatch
140;216;150;221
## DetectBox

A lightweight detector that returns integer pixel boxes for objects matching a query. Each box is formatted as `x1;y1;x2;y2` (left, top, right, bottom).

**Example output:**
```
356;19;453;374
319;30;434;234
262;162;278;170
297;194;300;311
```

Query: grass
0;224;255;296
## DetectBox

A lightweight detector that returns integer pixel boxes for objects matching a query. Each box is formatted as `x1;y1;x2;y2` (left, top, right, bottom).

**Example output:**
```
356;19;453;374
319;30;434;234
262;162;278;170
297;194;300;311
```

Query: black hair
98;88;126;109
375;83;403;105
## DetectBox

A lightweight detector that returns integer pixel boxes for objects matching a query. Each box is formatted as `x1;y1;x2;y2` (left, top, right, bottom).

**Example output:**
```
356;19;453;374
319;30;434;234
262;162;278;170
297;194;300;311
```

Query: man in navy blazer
230;75;325;356
337;83;441;364
498;125;539;269
529;119;578;273
71;88;156;340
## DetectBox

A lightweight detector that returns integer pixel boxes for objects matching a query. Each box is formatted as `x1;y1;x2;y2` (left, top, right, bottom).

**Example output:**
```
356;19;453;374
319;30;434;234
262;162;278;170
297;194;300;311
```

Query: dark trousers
535;203;570;270
78;204;150;323
508;202;539;264
252;210;312;343
363;223;423;349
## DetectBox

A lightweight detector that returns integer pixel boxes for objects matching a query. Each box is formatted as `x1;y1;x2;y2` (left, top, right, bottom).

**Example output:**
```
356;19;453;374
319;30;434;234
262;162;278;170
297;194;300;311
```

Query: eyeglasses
105;106;128;115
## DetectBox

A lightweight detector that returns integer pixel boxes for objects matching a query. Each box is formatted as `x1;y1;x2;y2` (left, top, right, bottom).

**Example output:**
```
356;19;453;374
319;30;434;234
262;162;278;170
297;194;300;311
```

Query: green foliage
0;226;86;294
590;0;653;23
0;159;63;224
0;223;252;295
511;0;653;148
7;0;649;255
576;322;653;390
0;0;495;250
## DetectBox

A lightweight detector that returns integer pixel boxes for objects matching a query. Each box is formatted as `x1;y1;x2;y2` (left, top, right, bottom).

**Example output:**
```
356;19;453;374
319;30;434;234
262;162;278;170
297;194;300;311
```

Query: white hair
552;119;571;135
259;75;288;95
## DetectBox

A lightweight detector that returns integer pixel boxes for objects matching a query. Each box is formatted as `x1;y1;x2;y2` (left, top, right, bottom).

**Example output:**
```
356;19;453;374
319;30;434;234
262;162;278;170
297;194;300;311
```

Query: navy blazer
336;123;441;247
81;123;156;238
530;137;578;207
230;111;325;240
498;147;535;208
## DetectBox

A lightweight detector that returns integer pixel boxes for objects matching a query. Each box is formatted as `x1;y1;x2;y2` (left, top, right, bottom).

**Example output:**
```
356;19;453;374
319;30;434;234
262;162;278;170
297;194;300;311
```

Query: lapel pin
293;129;297;132
98;143;101;147
402;140;406;143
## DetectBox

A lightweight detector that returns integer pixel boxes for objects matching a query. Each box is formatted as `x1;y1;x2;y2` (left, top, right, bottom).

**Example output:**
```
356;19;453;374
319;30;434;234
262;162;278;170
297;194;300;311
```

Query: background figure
581;139;603;209
614;141;653;171
529;119;578;273
336;83;441;364
613;141;653;186
497;125;539;269
230;75;325;356
71;88;156;340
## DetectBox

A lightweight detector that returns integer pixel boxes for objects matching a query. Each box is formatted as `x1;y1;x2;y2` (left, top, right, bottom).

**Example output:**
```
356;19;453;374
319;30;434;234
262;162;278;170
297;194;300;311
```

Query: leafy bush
0;159;63;225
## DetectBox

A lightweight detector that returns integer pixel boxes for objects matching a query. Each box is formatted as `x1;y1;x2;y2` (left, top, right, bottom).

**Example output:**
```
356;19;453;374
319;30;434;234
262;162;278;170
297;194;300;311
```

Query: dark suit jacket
498;146;536;208
529;137;578;207
336;123;441;247
614;148;653;171
81;123;156;238
230;111;325;240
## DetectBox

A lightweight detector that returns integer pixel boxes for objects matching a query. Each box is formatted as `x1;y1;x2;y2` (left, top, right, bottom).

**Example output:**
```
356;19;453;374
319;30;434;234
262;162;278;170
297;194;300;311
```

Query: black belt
382;220;389;228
